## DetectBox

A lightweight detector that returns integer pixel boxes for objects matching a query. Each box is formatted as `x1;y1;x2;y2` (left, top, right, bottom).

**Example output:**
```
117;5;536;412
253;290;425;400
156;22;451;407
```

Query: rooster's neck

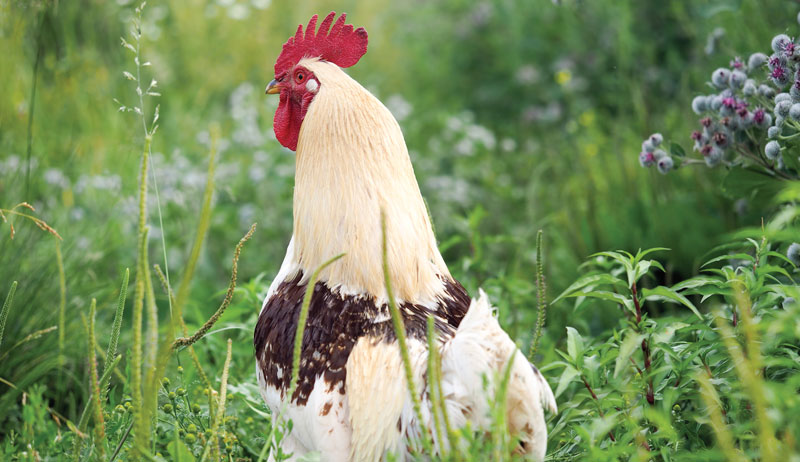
288;59;450;305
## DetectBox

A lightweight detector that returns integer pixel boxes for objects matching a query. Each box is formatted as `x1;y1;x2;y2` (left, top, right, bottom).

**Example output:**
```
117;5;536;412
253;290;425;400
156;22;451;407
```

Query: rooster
254;12;556;462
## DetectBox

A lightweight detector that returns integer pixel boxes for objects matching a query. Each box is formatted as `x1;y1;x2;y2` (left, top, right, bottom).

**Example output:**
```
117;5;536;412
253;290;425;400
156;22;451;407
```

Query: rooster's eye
295;72;304;82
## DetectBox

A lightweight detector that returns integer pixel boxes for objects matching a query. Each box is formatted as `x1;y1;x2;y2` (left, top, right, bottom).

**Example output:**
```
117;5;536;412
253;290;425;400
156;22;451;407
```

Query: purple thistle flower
772;66;787;80
700;145;713;156
713;131;729;148
700;117;713;128
691;130;703;141
730;57;744;69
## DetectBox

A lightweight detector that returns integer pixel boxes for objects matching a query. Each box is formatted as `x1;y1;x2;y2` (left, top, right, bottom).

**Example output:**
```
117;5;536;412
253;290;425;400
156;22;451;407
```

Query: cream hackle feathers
292;57;450;306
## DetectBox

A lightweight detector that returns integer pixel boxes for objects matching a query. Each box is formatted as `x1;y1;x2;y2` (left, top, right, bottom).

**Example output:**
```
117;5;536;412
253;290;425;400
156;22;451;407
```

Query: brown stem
631;283;642;324
581;376;616;442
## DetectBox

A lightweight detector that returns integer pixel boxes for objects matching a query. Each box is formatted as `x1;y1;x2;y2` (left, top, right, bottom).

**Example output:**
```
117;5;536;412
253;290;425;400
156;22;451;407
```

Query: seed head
656;156;674;174
711;68;731;89
765;140;781;159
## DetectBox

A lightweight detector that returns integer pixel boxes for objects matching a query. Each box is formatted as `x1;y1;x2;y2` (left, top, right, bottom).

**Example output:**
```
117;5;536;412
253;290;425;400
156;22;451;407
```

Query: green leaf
721;167;783;203
566;327;584;363
642;286;703;320
554;364;581;399
671;276;722;291
569;290;635;313
614;333;644;378
670;142;686;158
701;253;755;268
551;273;626;304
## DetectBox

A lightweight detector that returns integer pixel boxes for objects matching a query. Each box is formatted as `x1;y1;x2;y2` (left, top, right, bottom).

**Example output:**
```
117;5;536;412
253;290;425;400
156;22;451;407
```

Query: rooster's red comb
274;12;368;75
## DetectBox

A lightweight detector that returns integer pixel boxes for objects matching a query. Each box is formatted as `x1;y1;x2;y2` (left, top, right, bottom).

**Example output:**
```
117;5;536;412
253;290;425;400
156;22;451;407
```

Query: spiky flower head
641;139;655;153
653;148;668;160
768;125;780;138
772;34;792;54
790;103;800;120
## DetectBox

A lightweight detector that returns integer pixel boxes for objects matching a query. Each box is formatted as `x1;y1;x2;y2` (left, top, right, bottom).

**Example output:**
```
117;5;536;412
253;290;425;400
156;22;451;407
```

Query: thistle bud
711;68;731;89
639;151;655;167
691;95;708;114
788;242;800;266
656;156;674;174
729;70;747;89
162;403;174;413
776;99;792;117
641;139;655;153
765;140;781;159
772;34;792;54
758;84;776;98
192;403;202;414
653;149;667;160
748;52;768;71
648;133;663;146
742;79;757;96
768;125;780;138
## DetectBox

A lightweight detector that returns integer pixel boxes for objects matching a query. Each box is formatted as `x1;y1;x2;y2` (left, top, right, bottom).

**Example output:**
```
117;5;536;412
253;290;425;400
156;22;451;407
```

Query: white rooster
254;12;556;462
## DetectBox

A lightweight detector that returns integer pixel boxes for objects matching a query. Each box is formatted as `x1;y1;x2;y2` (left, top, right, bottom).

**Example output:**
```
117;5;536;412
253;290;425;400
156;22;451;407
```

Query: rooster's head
266;12;368;150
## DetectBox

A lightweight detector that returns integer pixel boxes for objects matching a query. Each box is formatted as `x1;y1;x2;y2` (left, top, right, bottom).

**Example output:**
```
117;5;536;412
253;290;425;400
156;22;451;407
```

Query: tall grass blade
56;241;66;367
103;268;129;402
200;338;233;462
173;223;257;348
87;299;106;457
381;210;432;455
0;281;18;349
530;229;547;358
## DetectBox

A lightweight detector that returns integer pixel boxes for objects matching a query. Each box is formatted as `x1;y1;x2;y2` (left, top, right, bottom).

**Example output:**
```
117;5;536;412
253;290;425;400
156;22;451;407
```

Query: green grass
1;0;799;460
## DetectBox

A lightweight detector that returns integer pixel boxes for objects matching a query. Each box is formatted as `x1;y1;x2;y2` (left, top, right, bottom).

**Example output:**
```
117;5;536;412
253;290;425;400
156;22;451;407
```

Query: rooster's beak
265;79;281;95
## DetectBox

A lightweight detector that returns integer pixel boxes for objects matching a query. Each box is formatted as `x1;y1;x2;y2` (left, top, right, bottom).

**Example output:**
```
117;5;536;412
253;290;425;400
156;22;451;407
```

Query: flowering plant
639;19;800;181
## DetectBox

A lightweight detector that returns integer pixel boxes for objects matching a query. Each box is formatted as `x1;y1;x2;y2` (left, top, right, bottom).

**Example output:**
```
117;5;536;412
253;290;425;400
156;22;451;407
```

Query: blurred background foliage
1;0;797;457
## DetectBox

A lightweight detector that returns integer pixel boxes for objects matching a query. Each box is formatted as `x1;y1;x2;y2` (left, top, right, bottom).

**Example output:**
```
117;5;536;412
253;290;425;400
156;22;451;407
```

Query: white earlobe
306;79;319;93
